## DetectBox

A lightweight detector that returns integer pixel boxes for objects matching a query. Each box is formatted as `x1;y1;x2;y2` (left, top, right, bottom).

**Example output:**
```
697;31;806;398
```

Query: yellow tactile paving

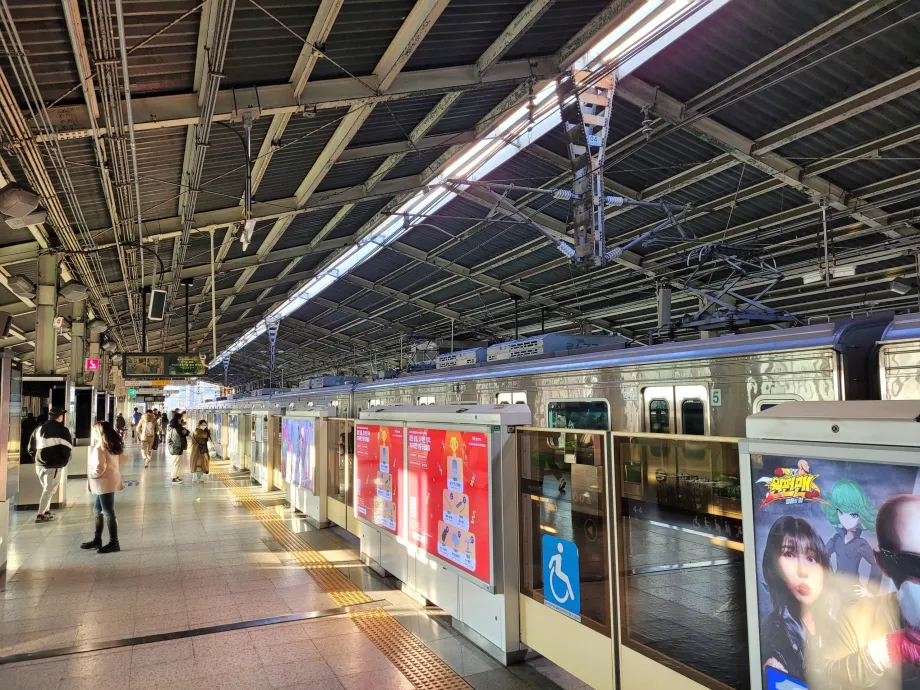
215;464;471;689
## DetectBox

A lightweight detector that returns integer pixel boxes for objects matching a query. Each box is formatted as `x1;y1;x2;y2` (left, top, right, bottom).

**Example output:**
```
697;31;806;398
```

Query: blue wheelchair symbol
542;535;580;618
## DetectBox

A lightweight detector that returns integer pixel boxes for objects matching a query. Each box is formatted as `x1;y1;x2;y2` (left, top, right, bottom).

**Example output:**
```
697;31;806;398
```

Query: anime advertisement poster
750;453;920;690
281;418;315;491
354;424;403;534
406;427;491;585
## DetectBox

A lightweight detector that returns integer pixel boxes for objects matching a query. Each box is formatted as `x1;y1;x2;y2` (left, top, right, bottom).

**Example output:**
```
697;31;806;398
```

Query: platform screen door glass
547;400;609;430
613;433;747;689
327;418;354;507
518;428;611;637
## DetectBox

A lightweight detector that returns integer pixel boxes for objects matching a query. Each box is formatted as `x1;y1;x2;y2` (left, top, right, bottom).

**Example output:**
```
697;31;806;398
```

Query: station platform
0;442;587;690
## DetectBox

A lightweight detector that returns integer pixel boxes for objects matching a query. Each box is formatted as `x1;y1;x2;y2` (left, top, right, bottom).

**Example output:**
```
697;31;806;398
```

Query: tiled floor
0;443;590;689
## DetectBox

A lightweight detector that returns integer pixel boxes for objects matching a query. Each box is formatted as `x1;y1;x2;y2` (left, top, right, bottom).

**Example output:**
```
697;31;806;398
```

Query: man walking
131;407;142;442
136;410;157;468
28;406;72;522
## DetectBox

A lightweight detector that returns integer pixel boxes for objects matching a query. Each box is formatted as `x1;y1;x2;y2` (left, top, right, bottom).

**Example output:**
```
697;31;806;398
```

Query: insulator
605;195;625;207
640;109;654;141
552;189;575;201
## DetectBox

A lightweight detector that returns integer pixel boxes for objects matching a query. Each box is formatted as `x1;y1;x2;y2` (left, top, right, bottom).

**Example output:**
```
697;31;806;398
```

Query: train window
496;391;527;405
367;399;382;408
681;399;705;436
753;395;803;413
547;400;609;430
648;399;670;434
417;396;435;405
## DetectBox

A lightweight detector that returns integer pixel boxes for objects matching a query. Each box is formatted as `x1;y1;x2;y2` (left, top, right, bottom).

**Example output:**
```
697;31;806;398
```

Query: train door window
368;399;382;408
680;399;705;436
648;399;670;434
753;395;803;413
497;391;527;405
547;400;609;430
417;396;435;405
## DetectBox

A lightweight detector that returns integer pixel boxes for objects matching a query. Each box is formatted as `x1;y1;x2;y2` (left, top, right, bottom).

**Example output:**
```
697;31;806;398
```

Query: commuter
131;407;142;441
81;421;125;553
20;411;38;464
115;412;127;441
167;412;189;484
189;419;211;483
159;412;169;443
137;410;158;468
28;406;72;523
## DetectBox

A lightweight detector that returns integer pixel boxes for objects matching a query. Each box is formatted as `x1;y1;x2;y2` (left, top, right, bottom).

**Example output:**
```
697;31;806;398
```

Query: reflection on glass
681;399;705;435
548;401;609;430
614;434;748;689
519;429;610;636
649;399;670;434
327;419;354;506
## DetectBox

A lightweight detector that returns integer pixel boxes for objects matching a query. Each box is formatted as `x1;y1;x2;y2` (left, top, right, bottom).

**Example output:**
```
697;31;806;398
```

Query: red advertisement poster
407;427;491;585
354;424;402;535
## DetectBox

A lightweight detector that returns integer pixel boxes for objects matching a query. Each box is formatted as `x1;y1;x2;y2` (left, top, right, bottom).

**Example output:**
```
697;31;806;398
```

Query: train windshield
547;400;609;430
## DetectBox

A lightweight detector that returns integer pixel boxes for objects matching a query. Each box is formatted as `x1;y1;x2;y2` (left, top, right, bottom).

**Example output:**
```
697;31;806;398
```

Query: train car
351;316;890;437
878;312;920;400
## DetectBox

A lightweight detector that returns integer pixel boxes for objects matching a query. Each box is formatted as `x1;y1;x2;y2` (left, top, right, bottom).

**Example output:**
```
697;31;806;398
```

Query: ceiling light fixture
59;280;90;302
890;279;912;295
210;0;732;367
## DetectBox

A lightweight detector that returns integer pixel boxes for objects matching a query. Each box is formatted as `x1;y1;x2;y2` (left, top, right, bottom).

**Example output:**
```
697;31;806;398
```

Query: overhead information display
407;427;491;585
355;424;403;534
122;353;207;378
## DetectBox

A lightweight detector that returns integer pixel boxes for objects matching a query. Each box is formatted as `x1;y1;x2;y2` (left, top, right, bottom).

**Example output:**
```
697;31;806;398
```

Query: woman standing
81;421;125;553
137;410;158;468
159;412;169;444
190;420;211;483
167;412;189;484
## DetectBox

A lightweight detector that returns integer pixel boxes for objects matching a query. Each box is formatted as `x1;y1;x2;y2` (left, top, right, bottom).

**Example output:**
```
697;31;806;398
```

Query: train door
271;416;283;491
641;385;708;436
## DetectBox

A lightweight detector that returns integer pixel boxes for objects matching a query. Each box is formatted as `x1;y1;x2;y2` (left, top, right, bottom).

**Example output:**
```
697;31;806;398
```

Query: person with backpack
27;406;72;523
136;410;157;468
81;420;125;553
115;412;127;440
167;412;189;484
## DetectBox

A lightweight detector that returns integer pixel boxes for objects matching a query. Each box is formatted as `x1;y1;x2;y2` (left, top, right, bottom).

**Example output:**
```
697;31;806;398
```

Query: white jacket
87;443;125;495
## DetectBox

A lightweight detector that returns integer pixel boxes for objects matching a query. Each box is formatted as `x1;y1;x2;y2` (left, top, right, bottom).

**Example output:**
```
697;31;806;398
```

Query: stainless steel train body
878;313;920;400
198;317;889;438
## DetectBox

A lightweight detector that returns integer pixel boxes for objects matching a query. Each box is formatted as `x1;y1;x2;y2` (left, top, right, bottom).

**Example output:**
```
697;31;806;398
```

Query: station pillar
70;299;86;383
34;253;59;374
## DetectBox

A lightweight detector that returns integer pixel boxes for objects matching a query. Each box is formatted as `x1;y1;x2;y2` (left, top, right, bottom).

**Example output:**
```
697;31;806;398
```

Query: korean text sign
750;453;920;689
281;417;315;491
406;427;491;585
354;424;403;534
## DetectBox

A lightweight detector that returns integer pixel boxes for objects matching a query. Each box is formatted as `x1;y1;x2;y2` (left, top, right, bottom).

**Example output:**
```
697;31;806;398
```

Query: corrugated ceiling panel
310;0;416;81
349;95;445;147
121;0;199;96
382;146;448;180
254;108;350;201
136;128;186;222
325;197;392;240
502;0;619;61
316;156;387;193
427;82;521;136
222;0;321;88
272;207;341;251
6;1;79;107
403;0;531;71
49;138;110;231
195;117;272;214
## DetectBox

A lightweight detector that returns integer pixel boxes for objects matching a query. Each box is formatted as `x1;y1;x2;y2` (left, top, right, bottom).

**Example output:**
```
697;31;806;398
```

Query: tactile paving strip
215;465;470;689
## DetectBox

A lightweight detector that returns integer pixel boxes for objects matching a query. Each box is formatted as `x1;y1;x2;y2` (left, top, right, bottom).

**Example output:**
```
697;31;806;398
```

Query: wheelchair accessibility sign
541;535;580;621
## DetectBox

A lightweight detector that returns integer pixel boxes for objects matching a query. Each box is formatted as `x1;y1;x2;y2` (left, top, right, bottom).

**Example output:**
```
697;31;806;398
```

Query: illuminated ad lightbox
407;427;491;587
749;452;920;690
281;417;316;491
354;424;403;534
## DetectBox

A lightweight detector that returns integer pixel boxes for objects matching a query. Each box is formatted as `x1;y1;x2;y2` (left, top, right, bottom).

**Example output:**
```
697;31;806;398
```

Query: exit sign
85;358;100;371
129;388;137;397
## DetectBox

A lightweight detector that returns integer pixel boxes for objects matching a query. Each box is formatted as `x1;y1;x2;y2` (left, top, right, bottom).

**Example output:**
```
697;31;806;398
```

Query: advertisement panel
406;427;491;585
749;453;920;690
281;418;315;491
354;424;403;534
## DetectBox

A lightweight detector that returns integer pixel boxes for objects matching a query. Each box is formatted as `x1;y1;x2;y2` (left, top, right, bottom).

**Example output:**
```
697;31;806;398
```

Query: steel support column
35;253;59;374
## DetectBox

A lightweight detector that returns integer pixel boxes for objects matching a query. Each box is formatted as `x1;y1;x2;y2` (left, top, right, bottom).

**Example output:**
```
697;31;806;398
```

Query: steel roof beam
43;59;554;141
476;0;557;75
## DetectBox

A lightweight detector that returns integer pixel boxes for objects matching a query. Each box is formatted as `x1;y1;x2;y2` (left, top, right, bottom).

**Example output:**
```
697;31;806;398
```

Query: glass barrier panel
327;419;354;505
613;433;748;689
518;428;611;637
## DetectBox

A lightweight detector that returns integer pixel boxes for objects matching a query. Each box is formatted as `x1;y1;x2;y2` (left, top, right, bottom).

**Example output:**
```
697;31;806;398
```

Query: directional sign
85;358;100;371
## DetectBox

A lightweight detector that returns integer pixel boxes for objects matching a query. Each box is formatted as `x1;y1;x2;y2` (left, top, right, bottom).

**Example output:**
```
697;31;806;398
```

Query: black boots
81;516;104;549
84;515;120;553
99;516;120;553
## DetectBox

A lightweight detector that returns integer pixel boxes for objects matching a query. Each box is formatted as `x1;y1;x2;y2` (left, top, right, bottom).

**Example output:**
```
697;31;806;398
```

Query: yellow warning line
215;465;470;689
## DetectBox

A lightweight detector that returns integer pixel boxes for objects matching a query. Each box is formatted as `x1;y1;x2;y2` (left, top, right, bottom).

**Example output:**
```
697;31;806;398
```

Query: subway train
188;313;920;690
